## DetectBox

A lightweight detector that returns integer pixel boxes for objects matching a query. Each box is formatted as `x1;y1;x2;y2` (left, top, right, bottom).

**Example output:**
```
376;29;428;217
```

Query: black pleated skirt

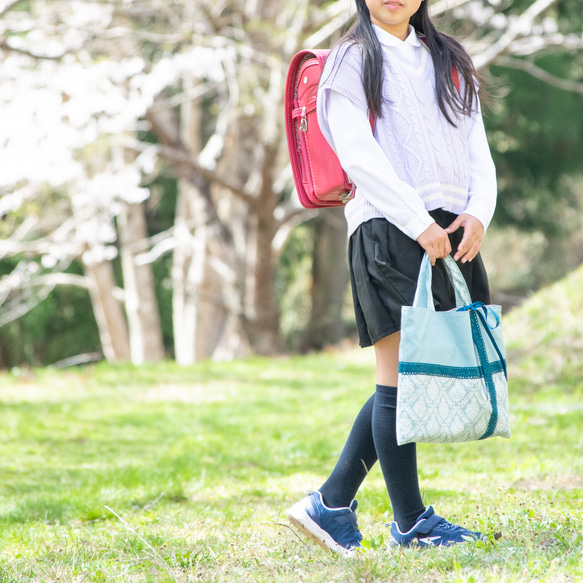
348;210;491;347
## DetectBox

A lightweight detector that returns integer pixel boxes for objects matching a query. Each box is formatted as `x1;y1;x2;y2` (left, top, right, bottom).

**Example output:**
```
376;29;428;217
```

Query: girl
286;0;497;552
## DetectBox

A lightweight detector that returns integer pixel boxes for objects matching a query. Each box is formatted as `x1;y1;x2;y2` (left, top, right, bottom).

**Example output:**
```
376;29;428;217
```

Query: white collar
373;24;422;49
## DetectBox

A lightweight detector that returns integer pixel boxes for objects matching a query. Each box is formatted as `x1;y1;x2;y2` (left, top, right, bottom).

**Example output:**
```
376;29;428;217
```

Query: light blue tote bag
396;253;511;445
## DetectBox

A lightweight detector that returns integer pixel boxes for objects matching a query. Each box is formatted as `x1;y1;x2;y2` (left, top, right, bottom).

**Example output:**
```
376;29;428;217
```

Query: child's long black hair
344;0;479;125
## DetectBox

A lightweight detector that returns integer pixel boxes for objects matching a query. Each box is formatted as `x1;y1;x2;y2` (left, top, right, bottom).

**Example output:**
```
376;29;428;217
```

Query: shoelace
334;511;361;538
338;520;360;535
437;519;464;532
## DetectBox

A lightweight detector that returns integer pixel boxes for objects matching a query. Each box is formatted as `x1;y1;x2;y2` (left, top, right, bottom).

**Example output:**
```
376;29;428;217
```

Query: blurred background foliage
0;0;582;368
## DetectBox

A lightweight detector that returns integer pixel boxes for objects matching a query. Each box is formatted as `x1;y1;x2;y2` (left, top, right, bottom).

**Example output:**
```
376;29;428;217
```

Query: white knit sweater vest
318;27;473;236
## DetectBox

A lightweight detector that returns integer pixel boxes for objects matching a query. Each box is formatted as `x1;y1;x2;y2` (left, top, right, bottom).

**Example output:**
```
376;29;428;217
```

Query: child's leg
318;394;378;508
373;332;425;531
374;332;401;386
287;393;377;554
318;331;425;532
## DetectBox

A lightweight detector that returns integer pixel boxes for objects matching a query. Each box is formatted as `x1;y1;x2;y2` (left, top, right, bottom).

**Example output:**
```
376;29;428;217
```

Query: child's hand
417;223;452;266
445;214;484;263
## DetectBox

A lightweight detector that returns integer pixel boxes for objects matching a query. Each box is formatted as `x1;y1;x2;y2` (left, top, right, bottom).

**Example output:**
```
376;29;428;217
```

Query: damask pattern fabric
396;254;511;445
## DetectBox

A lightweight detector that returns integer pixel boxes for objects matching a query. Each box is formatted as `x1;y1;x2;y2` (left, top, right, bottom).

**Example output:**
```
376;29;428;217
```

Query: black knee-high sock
318;394;378;509
372;384;425;532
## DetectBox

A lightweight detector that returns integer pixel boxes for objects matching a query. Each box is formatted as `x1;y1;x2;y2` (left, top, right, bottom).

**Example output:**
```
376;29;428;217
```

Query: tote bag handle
413;253;472;310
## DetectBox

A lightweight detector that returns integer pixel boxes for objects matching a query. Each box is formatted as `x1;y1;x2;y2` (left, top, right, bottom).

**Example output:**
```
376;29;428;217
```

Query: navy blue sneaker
286;491;362;554
389;506;486;548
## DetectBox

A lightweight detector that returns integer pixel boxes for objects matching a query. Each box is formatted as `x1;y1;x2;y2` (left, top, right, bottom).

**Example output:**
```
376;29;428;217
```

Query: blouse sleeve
462;99;497;231
322;89;435;240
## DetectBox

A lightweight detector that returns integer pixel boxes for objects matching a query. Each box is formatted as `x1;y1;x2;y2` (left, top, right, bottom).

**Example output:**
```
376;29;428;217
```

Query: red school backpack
284;47;460;209
284;49;356;209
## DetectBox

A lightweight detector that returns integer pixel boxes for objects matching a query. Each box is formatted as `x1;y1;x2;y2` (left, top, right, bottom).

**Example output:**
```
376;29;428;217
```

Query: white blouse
319;26;497;240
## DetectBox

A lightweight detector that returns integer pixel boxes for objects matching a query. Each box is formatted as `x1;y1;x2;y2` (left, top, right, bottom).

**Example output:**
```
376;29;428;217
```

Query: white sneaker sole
286;504;354;556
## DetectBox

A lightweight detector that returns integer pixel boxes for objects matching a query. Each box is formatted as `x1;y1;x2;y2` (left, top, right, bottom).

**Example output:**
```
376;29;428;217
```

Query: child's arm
325;90;435;241
446;100;497;263
463;101;497;230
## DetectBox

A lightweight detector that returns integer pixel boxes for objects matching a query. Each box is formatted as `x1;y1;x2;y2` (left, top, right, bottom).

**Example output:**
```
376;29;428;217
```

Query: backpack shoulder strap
451;64;460;93
287;48;376;132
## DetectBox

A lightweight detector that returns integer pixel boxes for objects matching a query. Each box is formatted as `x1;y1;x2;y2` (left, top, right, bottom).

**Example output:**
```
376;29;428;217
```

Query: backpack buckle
299;107;307;132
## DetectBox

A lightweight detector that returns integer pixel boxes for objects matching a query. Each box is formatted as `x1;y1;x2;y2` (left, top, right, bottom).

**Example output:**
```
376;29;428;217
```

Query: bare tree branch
100;27;184;44
147;82;219;113
0;40;67;61
0;272;123;329
197;52;239;171
282;0;310;58
430;0;474;17
0;216;39;260
51;352;103;368
497;56;583;95
0;0;26;18
272;207;317;256
509;33;583;56
15;273;90;289
473;0;562;70
0;239;83;258
142;109;237;243
304;2;353;49
127;136;256;204
132;217;211;264
0;287;53;327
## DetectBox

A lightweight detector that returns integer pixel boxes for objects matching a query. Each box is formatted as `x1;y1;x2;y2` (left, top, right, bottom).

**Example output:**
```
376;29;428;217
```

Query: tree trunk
252;223;282;354
172;184;197;365
191;224;230;360
172;81;233;363
302;208;349;351
118;202;165;364
84;259;131;361
172;182;232;363
245;146;282;356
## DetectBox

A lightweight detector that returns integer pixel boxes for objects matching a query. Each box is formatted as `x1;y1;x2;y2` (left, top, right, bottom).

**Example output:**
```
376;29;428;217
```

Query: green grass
0;273;583;581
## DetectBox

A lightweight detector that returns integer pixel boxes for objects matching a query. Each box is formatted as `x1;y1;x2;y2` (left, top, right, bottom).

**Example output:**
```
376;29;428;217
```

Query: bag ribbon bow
457;301;500;330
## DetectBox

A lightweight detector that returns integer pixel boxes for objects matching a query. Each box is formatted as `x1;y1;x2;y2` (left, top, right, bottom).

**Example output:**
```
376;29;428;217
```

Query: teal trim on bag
457;301;500;330
397;253;510;445
470;312;499;440
398;308;506;441
398;360;506;378
474;309;508;380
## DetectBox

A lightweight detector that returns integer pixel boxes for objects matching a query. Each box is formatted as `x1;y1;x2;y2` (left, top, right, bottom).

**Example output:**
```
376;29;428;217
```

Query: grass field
0;268;582;582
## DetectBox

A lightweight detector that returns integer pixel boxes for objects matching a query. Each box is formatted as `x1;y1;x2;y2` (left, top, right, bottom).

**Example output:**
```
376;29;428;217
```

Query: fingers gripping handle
412;253;472;310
